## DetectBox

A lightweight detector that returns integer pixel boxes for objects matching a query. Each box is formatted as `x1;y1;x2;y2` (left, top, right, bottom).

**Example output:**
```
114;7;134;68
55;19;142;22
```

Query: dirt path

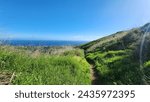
90;64;96;83
83;50;101;85
0;72;14;85
90;64;101;85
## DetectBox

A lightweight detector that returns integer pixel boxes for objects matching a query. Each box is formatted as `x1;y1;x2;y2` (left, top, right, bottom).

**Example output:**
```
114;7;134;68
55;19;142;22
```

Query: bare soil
0;72;12;85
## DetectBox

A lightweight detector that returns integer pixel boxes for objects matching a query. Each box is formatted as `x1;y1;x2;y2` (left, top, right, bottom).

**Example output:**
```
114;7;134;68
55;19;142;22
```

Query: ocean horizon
0;40;89;46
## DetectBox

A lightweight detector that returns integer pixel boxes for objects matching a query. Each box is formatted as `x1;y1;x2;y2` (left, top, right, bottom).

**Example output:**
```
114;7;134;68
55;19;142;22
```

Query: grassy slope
81;29;150;85
0;46;90;85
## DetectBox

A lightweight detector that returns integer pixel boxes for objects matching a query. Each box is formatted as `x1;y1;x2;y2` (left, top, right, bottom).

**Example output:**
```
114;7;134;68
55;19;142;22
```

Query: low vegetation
86;50;144;84
1;23;150;85
0;46;90;85
81;24;150;85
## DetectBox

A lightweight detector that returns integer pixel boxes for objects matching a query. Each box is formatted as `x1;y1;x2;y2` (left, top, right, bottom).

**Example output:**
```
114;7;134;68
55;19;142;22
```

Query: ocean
0;40;88;46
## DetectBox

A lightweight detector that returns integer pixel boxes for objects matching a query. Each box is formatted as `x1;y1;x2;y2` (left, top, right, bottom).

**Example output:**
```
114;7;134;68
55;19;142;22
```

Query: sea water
0;40;88;46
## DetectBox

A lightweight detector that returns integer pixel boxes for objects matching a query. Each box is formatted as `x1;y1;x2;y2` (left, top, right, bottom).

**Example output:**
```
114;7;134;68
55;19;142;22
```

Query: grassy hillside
0;46;90;85
1;23;150;85
81;23;150;85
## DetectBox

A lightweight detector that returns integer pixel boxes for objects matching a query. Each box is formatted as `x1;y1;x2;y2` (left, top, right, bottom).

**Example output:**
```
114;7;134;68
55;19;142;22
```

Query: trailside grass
0;46;91;85
86;50;144;85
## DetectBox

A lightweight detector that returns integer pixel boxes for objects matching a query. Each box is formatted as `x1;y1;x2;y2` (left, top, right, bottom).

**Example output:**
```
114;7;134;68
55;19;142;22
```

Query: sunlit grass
86;50;143;85
0;46;90;85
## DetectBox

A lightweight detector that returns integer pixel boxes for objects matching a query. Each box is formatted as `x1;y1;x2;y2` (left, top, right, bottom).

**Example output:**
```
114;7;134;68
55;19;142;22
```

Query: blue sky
0;0;150;41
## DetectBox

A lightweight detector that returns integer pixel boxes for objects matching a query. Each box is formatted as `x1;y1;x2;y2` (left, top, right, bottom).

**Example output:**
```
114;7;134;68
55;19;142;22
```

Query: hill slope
81;23;150;85
0;46;91;85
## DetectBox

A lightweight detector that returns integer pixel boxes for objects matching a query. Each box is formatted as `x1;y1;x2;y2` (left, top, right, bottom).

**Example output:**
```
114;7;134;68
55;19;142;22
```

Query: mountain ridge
81;23;150;85
140;23;150;32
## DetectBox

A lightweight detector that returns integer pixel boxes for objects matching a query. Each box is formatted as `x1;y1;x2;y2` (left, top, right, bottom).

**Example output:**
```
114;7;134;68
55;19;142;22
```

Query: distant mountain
81;23;150;85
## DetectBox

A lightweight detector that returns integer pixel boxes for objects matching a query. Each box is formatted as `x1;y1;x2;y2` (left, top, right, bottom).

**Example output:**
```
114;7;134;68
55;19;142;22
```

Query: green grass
0;46;90;85
82;29;148;85
86;50;144;85
81;27;149;85
144;61;150;84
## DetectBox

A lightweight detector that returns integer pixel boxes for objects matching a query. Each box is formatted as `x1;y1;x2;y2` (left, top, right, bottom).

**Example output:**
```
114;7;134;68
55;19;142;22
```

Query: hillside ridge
81;23;150;85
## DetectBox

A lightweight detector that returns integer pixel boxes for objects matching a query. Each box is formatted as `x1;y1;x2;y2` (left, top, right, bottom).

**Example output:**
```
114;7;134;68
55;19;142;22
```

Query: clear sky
0;0;150;41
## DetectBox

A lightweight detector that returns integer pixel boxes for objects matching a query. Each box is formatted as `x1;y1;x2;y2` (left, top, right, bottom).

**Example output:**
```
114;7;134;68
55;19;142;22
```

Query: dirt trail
90;64;101;85
83;50;101;85
90;64;96;82
0;72;13;85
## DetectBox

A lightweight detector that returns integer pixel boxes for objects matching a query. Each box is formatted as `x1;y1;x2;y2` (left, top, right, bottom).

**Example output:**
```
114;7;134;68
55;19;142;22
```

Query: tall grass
0;46;90;85
144;61;150;84
86;50;144;85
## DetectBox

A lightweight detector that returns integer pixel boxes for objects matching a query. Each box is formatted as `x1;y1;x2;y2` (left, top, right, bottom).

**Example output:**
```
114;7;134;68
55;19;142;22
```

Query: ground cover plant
0;46;90;85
